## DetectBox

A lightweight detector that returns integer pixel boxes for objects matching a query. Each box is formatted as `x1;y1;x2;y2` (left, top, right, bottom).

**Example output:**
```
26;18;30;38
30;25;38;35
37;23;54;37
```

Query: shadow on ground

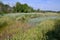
46;20;60;40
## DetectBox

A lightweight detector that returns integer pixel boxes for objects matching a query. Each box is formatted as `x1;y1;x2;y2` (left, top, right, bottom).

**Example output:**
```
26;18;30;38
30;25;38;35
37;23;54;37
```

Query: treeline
0;2;40;14
40;10;60;13
0;2;60;14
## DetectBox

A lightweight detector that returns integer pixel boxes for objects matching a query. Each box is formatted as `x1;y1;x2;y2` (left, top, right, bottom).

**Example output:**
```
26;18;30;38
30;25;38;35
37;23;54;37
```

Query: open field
0;13;60;40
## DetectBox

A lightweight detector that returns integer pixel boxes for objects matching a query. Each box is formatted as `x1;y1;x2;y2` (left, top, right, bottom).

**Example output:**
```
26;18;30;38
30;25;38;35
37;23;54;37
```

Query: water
28;16;60;26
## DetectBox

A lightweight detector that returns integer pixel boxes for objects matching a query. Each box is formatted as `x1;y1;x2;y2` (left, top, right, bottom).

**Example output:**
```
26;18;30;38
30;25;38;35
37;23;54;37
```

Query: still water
28;16;60;26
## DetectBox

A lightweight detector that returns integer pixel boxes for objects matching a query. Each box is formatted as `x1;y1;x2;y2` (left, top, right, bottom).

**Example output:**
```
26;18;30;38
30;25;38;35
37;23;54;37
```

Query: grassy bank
1;19;59;40
0;13;60;40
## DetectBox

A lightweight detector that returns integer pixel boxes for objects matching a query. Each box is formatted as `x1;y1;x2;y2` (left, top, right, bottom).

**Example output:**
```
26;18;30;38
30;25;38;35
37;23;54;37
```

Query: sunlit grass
8;19;60;40
0;13;60;40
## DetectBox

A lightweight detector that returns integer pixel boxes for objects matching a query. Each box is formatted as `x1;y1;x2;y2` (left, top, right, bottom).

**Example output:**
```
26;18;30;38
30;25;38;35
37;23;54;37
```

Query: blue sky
0;0;60;11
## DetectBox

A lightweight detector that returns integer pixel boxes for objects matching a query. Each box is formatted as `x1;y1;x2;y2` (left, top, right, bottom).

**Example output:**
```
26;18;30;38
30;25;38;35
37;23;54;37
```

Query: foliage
0;17;14;29
0;2;36;13
1;2;60;13
13;2;34;13
0;2;12;14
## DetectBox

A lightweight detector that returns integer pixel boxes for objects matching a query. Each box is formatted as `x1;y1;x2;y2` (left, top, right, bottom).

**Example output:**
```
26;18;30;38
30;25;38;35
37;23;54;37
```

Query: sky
0;0;60;11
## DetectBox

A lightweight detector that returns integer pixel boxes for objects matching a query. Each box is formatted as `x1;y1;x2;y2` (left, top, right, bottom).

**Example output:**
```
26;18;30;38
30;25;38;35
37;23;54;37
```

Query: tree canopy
0;2;59;14
0;2;38;13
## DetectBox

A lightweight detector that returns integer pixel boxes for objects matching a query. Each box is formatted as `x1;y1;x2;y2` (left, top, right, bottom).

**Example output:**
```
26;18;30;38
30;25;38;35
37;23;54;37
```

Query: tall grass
0;16;14;31
6;19;60;40
0;13;60;40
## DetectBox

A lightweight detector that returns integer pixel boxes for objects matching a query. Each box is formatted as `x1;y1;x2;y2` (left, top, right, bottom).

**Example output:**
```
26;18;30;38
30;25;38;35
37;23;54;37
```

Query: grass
4;19;59;40
0;13;60;40
0;17;14;30
18;20;55;40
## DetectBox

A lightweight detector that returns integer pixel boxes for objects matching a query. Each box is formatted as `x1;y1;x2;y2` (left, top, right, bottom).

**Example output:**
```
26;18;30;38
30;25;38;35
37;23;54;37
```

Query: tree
0;2;37;13
13;2;35;13
0;2;12;14
13;2;22;12
37;9;40;12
